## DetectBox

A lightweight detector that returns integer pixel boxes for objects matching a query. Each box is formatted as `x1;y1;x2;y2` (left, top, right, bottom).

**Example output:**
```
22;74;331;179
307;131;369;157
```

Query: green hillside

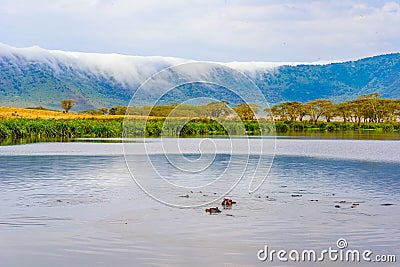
1;50;399;110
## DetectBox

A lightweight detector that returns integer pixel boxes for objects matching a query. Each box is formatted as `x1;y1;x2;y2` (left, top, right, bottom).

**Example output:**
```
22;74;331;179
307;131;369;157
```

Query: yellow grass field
0;106;193;120
0;106;129;120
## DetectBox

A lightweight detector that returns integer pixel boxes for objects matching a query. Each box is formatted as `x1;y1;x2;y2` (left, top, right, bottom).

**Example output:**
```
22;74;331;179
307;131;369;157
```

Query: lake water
0;138;399;266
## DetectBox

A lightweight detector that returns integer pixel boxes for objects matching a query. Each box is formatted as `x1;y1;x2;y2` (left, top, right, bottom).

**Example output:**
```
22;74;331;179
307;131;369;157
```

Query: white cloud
0;42;187;86
0;0;399;61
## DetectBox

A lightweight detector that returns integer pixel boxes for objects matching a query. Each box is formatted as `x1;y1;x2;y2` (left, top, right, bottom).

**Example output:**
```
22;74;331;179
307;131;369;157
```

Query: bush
326;124;335;131
0;123;11;138
244;121;261;133
79;109;103;115
275;122;289;132
317;122;327;130
1;118;399;139
360;123;379;130
383;124;395;132
339;123;354;130
0;118;123;139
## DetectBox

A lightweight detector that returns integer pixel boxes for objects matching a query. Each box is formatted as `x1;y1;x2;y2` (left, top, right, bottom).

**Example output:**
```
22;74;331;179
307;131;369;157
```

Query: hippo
221;198;236;206
205;207;222;214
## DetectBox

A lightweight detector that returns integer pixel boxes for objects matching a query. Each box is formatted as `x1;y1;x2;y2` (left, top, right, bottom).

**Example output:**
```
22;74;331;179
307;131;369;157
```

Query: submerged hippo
221;198;236;206
205;207;222;214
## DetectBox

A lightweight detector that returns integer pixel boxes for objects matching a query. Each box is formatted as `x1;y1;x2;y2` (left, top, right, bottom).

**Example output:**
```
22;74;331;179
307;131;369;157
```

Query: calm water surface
0;138;399;266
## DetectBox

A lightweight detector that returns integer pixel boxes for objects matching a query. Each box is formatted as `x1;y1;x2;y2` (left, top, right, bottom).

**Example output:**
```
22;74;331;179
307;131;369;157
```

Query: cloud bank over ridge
0;43;314;86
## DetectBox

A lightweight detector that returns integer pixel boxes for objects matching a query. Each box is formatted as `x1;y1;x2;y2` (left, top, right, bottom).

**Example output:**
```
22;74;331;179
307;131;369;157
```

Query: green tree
305;99;333;122
336;101;351;122
149;105;175;117
267;103;288;121
267;101;306;121
357;93;381;122
98;107;108;115
233;103;258;120
349;99;365;124
109;106;127;115
61;100;75;113
321;101;336;122
394;100;400;121
285;101;304;121
376;99;399;122
206;101;232;118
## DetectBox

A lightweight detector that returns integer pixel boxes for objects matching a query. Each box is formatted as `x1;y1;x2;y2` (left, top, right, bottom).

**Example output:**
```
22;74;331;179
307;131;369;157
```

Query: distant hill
0;43;399;110
256;53;400;104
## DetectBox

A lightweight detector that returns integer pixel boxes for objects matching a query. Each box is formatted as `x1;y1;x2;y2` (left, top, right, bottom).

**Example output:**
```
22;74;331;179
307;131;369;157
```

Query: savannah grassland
0;106;126;120
0;106;249;140
0;106;124;140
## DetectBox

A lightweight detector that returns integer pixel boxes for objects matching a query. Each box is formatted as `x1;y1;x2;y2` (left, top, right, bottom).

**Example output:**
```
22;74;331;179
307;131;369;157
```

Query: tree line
266;93;400;124
63;92;400;124
80;102;259;121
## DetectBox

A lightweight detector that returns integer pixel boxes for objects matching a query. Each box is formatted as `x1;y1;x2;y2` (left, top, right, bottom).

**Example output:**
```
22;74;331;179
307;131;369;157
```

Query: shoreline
0;117;399;145
1;131;399;146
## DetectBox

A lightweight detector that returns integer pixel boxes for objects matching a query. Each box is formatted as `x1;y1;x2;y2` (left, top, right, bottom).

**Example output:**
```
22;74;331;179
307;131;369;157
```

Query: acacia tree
61;100;75;113
264;93;400;123
298;104;308;121
266;101;304;121
336;101;352;122
206;101;232;118
109;105;127;115
349;99;365;124
98;108;108;115
357;93;381;122
233;103;258;120
285;101;304;121
267;103;288;121
321;101;336;122
394;100;400;121
376;99;400;122
305;99;333;122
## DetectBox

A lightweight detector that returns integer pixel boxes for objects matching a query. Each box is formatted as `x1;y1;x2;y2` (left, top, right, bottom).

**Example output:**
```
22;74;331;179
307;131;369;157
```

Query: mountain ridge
0;43;399;110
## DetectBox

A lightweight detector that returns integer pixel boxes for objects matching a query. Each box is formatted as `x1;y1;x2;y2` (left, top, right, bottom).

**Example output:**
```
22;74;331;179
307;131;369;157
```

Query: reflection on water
0;215;73;227
277;131;400;140
1;130;399;147
0;137;69;146
0;140;399;267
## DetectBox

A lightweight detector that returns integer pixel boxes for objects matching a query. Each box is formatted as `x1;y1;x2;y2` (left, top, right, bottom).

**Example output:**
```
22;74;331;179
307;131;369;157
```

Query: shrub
383;124;395;132
0;123;11;138
326;124;335;131
275;122;289;132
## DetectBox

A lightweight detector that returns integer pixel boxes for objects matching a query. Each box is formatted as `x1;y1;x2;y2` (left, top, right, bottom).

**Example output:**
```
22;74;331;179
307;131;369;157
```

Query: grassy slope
0;106;126;120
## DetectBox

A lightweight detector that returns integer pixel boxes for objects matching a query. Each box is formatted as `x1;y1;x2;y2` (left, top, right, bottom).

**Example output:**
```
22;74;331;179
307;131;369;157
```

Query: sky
0;0;399;62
